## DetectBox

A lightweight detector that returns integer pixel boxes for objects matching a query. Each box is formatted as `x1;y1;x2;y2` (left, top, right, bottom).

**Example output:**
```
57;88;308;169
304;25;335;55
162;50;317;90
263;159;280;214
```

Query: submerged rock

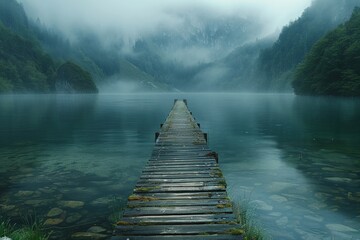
325;177;352;183
268;182;297;193
270;195;288;203
47;208;64;217
24;200;44;207
90;197;114;206
304;215;324;223
276;216;289;227
66;213;82;223
87;226;107;234
71;232;108;239
59;200;84;209
326;224;358;232
44;218;63;226
325;223;358;232
250;200;273;211
14;190;34;197
0;204;15;211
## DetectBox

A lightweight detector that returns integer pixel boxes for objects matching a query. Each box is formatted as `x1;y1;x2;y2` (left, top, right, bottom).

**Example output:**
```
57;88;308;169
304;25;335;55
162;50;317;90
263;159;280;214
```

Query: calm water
0;93;359;239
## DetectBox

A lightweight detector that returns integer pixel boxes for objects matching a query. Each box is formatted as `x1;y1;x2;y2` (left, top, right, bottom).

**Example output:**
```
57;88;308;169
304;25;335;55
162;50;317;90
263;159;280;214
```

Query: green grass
232;199;267;240
0;217;50;240
108;196;127;223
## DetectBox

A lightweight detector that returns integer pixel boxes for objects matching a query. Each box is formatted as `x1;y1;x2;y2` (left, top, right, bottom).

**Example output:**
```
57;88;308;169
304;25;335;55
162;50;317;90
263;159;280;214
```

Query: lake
0;93;359;239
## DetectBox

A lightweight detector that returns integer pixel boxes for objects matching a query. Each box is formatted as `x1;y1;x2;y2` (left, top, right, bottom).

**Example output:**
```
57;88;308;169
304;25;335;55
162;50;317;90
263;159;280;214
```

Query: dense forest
0;0;97;93
255;0;360;91
293;7;360;96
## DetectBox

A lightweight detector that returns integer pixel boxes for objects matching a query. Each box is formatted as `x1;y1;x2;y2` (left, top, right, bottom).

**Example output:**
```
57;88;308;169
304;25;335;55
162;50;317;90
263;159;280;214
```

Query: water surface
0;93;359;239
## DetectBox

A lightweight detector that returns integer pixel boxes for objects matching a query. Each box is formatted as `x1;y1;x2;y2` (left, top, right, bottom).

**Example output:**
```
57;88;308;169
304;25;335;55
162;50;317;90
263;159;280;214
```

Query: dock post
155;132;160;142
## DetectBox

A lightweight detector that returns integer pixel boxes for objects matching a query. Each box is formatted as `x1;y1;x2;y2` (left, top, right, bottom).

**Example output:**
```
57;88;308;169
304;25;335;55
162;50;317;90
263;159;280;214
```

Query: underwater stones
269;212;282;217
44;218;64;226
309;202;327;210
59;200;84;209
71;232;108;239
347;192;360;202
47;207;64;217
90;197;113;206
14;190;34;197
314;192;331;199
39;187;55;194
322;167;342;172
0;204;15;211
325;177;352;183
250;200;273;211
304;215;324;223
24;199;44;207
276;216;289;227
326;224;358;232
268;182;297;193
270;195;288;203
87;226;107;234
66;213;82;223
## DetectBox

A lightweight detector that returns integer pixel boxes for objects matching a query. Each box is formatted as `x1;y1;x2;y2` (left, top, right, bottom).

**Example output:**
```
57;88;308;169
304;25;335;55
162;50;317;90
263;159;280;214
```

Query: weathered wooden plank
114;224;242;236
136;178;224;184
146;163;216;167
141;170;221;175
135;182;225;188
143;167;220;172
111;235;242;240
128;192;228;200
127;199;231;207
123;206;233;217
150;156;215;160
149;159;216;163
134;186;226;193
120;213;236;225
140;174;217;179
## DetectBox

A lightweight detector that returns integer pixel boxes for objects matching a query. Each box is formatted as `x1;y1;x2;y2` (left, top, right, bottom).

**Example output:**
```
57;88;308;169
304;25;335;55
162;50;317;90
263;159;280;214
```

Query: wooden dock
112;99;243;240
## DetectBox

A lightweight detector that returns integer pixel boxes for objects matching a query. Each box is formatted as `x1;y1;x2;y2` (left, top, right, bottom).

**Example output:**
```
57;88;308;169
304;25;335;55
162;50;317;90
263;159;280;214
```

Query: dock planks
112;99;242;239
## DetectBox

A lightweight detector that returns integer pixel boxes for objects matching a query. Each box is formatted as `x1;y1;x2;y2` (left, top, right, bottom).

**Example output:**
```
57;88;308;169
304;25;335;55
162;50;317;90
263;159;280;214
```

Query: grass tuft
232;199;266;240
1;216;50;240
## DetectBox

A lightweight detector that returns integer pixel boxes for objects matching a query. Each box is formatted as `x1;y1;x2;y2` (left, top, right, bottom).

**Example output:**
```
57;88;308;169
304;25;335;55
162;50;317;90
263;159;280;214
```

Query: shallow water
0;93;359;239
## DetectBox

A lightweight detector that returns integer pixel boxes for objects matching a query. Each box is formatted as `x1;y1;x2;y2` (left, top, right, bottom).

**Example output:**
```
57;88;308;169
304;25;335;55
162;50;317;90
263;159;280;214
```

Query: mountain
27;5;266;92
183;37;274;91
293;7;360;96
255;0;360;91
0;0;97;93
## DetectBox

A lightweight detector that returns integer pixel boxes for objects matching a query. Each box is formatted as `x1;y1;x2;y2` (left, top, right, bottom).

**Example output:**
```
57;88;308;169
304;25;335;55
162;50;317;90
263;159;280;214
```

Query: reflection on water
0;93;359;239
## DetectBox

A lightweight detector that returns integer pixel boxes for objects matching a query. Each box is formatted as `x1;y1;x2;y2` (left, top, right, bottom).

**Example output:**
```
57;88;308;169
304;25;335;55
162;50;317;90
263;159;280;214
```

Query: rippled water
0;93;359;239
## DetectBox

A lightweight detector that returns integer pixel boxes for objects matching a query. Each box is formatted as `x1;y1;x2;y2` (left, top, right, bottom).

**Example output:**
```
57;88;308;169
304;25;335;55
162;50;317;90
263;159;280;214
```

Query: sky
19;0;312;42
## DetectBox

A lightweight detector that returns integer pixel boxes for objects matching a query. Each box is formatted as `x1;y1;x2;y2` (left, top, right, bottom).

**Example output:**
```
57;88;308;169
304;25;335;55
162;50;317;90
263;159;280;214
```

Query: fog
15;0;315;92
19;0;311;44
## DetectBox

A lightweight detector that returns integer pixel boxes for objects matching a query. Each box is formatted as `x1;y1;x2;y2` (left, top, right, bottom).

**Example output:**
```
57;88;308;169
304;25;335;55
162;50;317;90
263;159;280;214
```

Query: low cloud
19;0;312;43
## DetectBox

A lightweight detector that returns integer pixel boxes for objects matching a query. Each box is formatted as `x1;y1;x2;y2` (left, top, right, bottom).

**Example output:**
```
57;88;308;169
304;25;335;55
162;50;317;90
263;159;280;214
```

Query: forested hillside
293;7;360;96
0;0;97;93
255;0;360;91
0;23;55;92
